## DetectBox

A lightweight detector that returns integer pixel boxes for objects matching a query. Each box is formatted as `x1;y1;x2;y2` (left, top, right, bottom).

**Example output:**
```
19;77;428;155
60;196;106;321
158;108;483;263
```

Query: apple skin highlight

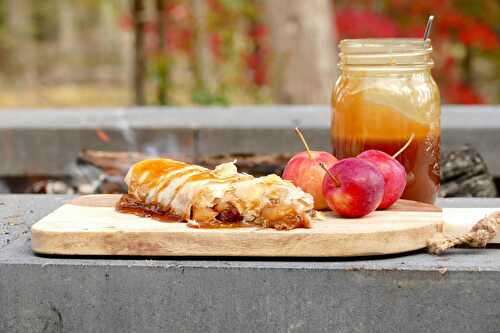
322;158;384;218
358;150;407;210
283;151;338;210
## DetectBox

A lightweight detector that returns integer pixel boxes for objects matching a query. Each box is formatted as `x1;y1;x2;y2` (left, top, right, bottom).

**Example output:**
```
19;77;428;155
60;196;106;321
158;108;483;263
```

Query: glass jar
332;39;440;204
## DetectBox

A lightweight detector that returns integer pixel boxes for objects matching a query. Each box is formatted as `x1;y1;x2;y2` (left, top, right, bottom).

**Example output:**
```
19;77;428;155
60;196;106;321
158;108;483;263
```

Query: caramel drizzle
165;171;245;211
129;159;254;220
129;159;188;196
148;166;206;204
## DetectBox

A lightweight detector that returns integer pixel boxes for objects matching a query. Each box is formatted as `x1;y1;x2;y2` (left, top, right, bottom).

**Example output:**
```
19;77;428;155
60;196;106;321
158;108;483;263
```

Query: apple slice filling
120;158;315;230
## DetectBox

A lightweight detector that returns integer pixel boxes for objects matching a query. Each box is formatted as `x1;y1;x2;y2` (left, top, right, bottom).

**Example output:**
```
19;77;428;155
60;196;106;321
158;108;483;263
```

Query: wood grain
32;195;442;257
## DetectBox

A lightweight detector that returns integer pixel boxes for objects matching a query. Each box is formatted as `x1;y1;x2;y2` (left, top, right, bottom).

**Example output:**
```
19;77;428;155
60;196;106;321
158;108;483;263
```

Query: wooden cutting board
31;194;442;257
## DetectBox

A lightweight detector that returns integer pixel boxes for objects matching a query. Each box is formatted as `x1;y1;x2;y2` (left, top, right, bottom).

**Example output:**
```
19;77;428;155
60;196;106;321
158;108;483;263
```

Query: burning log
195;153;292;177
71;150;295;195
0;180;9;194
78;150;294;179
77;149;149;175
440;146;497;197
16;147;496;197
31;180;75;194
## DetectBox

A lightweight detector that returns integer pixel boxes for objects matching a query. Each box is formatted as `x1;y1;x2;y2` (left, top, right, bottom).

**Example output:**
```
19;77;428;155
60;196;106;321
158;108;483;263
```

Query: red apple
283;151;338;210
322;158;384;218
358;150;407;209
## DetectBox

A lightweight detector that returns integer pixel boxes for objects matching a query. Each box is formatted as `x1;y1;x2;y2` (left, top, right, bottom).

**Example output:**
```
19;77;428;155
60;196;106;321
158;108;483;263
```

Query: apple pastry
116;158;314;230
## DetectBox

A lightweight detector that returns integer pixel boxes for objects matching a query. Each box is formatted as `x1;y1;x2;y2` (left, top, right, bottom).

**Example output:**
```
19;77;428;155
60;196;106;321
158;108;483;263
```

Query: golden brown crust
120;158;315;230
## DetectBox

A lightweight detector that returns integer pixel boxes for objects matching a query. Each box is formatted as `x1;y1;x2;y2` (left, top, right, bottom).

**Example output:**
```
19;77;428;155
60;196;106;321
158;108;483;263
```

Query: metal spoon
423;15;435;41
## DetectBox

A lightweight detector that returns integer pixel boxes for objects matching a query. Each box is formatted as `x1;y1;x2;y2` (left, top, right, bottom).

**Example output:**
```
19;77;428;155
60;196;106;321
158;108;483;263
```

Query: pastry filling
117;158;314;230
116;194;246;228
116;194;182;222
116;194;310;230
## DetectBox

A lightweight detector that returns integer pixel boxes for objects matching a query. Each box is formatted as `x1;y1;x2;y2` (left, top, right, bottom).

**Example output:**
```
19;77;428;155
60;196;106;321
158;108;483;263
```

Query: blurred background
0;0;498;197
0;0;497;107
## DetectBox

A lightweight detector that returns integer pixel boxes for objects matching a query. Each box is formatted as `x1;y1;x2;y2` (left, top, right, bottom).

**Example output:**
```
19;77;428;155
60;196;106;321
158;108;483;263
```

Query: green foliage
191;89;229;106
32;1;58;42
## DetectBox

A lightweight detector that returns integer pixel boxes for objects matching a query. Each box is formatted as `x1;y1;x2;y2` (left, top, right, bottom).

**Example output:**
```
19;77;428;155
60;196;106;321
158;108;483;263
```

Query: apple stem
393;133;415;159
319;162;341;187
294;127;313;160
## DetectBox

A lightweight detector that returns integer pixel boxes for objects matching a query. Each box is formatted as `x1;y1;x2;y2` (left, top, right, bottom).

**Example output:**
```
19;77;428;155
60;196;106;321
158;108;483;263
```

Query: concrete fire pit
1;105;500;331
1;196;500;332
0;105;499;178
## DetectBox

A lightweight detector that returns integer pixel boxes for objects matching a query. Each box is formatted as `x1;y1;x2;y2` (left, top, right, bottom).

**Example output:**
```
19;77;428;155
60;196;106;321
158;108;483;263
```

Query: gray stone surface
1;105;499;177
437;197;500;208
1;195;500;332
0;128;195;176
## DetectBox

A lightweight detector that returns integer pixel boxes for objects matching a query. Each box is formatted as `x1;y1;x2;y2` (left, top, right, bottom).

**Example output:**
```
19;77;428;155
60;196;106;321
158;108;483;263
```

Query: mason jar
332;39;440;204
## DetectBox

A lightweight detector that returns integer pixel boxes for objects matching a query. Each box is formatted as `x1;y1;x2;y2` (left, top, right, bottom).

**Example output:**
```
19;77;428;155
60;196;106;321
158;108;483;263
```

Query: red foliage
144;22;157;34
445;83;485;104
207;0;225;13
210;33;222;60
118;0;497;104
119;14;134;30
169;3;189;21
164;28;192;52
335;9;400;39
403;26;425;38
438;11;469;31
459;23;498;51
246;47;267;86
246;23;269;86
333;1;497;104
249;24;268;41
441;55;456;76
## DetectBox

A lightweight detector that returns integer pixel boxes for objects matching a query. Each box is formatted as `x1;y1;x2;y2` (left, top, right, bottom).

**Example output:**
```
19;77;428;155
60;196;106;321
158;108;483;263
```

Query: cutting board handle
427;211;500;254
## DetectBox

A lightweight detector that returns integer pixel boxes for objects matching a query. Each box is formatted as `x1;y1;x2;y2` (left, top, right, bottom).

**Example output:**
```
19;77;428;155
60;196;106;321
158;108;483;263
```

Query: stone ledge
0;105;499;178
0;105;330;129
1;105;497;129
1;196;500;332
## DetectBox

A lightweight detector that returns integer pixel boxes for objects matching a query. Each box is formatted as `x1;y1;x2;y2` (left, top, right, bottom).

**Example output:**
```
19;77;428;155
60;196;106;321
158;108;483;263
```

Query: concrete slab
0;106;330;129
1;105;499;177
0;129;195;176
197;128;330;155
437;197;500;208
1;195;500;332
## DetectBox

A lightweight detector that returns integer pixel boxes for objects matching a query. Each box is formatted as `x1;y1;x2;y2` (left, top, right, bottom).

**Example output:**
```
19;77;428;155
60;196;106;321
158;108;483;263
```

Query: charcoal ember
31;180;75;194
0;180;9;193
75;150;161;194
69;164;102;194
440;146;497;198
97;175;127;194
71;159;127;194
77;183;97;195
74;174;125;195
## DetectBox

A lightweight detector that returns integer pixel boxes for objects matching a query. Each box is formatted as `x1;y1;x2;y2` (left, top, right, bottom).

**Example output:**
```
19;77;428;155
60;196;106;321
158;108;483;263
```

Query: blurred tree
6;0;37;85
57;0;76;53
0;0;496;107
132;0;146;105
191;0;225;105
155;0;169;105
263;0;337;104
192;0;215;94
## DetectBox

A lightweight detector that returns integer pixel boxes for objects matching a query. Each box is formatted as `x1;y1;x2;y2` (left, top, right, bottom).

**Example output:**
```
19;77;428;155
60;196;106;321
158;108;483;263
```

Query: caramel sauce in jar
332;39;440;204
